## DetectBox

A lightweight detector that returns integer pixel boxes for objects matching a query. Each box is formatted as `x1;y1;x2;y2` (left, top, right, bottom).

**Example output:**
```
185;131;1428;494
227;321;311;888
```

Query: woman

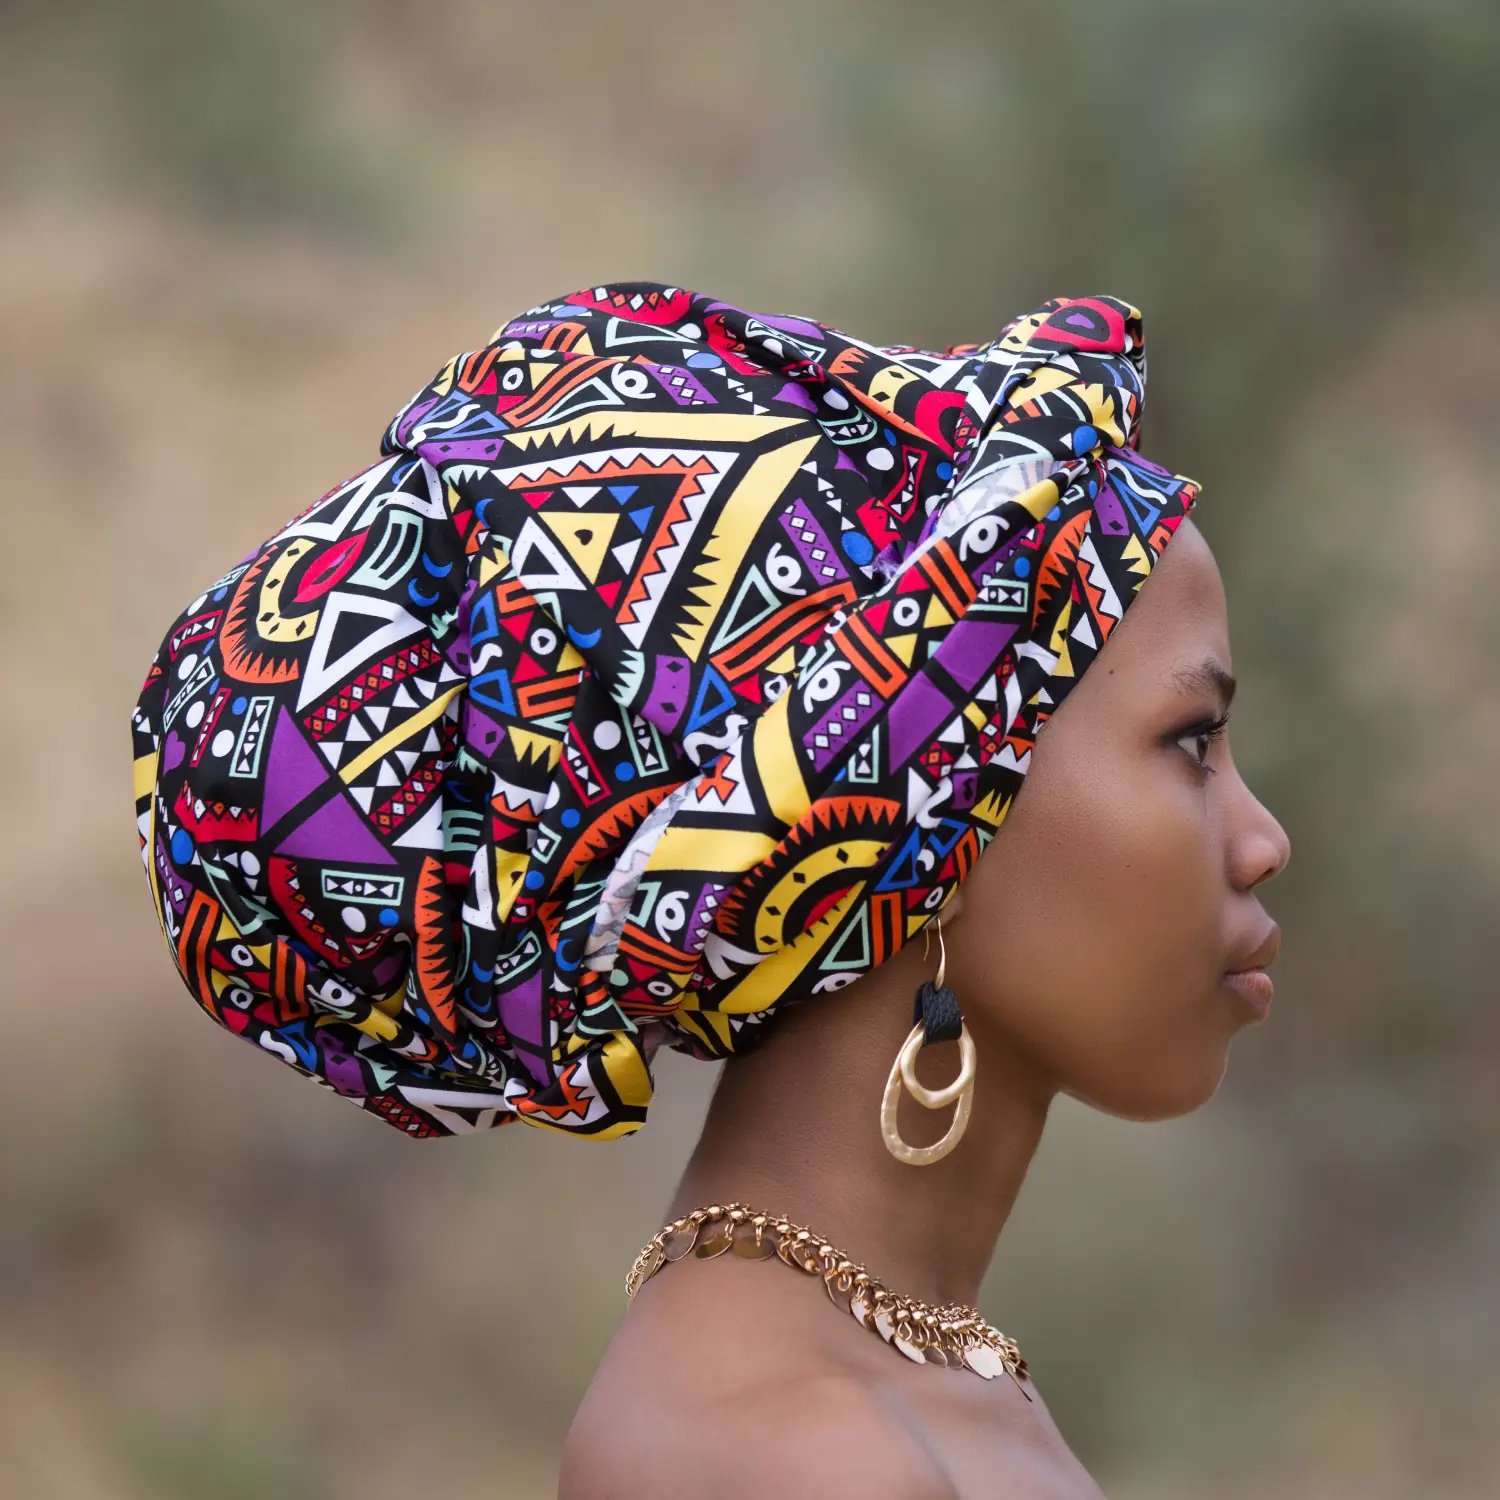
133;284;1289;1495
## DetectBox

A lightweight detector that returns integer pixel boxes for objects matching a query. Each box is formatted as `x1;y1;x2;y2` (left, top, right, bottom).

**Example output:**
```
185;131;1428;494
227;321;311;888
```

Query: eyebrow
1171;659;1237;711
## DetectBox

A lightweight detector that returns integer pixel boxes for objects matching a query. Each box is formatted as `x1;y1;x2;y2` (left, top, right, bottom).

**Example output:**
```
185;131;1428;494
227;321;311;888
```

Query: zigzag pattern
134;284;1199;1140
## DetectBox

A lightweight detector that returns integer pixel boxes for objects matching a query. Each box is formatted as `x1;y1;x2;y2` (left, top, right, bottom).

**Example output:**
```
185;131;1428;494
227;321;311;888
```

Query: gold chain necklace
626;1202;1031;1396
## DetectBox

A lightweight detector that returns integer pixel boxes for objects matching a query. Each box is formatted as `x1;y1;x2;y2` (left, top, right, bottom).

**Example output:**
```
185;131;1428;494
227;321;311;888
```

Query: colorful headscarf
132;283;1198;1139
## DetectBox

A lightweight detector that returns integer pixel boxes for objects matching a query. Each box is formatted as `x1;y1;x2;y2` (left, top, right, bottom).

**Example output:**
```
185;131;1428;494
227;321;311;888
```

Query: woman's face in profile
946;517;1291;1120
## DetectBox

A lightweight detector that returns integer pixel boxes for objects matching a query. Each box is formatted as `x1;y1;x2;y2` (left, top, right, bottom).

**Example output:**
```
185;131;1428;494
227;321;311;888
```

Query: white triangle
611;537;641;573
510;515;585;592
295;591;426;711
320;741;343;768
343;717;371;744
422;728;441;754
391;683;417;710
366;704;391;729
396;748;421;773
393;799;445;850
414;676;438;700
939;716;966;745
350;784;374;811
906;767;932;823
975;675;999;704
563;485;601;506
376;759;401;787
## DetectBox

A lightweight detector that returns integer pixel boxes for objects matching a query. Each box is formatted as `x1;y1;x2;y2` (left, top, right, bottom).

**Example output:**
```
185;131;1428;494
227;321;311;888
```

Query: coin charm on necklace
625;1202;1030;1391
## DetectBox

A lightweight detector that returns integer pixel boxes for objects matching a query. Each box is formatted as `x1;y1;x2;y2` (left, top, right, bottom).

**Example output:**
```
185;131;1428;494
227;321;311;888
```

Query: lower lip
1222;968;1274;1020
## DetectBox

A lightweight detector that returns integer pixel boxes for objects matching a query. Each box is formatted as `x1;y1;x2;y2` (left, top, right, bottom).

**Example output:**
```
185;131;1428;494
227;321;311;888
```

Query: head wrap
132;283;1198;1139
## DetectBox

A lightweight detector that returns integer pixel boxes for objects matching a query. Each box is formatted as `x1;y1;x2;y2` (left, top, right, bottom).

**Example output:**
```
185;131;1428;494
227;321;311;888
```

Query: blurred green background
2;2;1498;1495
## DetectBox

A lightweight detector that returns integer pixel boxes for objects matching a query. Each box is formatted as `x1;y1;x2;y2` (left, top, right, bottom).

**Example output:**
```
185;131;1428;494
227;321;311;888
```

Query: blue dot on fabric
379;907;400;927
1087;479;1098;498
884;428;897;445
1047;506;1062;521
1071;424;1098;454
561;808;581;828
615;762;636;781
232;696;247;715
685;350;721;369
936;462;953;481
842;531;875;565
525;870;545;890
170;829;195;865
1012;557;1031;578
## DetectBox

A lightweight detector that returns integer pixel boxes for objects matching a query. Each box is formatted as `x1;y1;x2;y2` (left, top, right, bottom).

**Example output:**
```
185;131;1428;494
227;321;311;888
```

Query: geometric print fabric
133;284;1199;1140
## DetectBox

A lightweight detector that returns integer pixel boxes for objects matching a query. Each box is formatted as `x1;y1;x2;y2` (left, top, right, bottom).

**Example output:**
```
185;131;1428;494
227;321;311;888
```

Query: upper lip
1225;922;1281;975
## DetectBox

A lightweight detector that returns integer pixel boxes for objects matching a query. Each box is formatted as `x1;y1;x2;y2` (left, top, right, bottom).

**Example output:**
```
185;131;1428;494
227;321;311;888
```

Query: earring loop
880;1023;975;1165
881;916;975;1166
898;1022;975;1109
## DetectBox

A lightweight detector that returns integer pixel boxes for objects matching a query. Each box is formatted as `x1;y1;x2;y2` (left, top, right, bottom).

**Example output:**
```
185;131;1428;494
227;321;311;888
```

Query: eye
610;363;652;398
1173;711;1230;773
801;660;849;714
892;597;921;629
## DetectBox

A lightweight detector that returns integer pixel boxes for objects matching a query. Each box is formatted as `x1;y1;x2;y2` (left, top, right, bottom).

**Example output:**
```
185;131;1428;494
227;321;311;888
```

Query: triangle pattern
509;516;586;592
684;664;736;734
296;592;426;710
709;564;782;652
276;787;397;865
540;511;619;583
261;707;334;827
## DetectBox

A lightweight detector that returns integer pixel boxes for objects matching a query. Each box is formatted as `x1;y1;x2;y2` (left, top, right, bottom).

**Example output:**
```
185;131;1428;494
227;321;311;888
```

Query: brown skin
559;518;1291;1498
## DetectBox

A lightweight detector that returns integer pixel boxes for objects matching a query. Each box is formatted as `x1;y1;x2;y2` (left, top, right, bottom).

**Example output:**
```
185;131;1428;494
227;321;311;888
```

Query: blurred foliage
1;1;1497;1496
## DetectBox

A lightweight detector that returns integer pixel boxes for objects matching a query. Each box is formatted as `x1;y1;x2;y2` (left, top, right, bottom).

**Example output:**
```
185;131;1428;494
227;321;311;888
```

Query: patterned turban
133;283;1198;1139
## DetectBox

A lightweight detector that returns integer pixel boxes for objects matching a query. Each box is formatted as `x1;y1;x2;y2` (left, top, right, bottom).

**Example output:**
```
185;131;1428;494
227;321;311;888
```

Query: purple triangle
261;706;333;827
276;788;396;866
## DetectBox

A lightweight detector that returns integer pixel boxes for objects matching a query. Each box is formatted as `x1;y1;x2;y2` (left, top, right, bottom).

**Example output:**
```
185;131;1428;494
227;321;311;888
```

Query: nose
1229;771;1291;893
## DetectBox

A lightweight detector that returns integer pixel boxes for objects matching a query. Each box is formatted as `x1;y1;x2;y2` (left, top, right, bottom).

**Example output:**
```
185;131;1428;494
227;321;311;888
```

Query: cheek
956;759;1230;1116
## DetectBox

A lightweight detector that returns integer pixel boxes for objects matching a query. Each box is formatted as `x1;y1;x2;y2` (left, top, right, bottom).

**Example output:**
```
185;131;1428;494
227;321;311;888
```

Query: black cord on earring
913;919;963;1044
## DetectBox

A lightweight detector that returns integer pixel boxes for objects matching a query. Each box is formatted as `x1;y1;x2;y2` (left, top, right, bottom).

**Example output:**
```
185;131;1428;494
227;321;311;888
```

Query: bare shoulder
560;1364;956;1500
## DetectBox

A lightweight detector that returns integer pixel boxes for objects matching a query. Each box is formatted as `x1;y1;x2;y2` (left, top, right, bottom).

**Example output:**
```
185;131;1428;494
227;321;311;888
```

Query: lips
1223;921;1280;1021
1226;921;1281;978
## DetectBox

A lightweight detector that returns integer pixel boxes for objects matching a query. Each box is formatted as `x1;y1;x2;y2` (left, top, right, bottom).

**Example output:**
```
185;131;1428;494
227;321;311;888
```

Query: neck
667;938;1055;1308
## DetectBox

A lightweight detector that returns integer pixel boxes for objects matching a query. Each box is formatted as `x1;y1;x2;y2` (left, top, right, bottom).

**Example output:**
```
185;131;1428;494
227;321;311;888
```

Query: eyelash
1175;711;1231;773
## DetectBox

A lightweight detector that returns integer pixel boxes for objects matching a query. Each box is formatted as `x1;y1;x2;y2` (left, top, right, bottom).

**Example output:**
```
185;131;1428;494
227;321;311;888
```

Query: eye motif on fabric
130;283;1199;1142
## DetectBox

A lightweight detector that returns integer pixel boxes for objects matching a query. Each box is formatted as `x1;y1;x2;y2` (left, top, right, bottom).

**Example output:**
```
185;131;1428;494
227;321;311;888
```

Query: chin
1067;1047;1230;1122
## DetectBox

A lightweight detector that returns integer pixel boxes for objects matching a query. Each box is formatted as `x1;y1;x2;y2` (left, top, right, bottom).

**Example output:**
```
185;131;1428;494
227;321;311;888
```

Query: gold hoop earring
880;917;976;1166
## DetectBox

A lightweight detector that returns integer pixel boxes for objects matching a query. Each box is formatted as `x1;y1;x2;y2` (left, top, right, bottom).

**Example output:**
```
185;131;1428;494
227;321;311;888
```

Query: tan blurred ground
2;3;1498;1496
